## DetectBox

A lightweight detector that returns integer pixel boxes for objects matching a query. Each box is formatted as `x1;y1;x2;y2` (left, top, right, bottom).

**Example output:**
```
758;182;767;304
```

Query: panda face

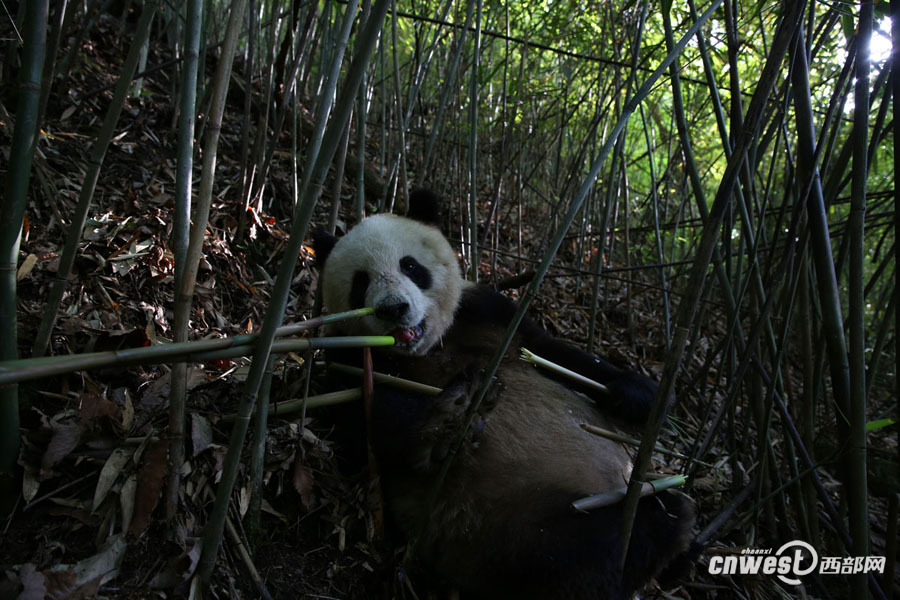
321;214;464;355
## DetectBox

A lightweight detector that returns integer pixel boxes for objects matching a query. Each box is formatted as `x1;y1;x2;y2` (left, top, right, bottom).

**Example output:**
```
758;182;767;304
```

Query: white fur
321;214;464;354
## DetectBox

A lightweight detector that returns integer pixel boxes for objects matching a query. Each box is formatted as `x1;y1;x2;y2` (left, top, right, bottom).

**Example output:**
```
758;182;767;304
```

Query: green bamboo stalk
572;475;686;512
32;1;158;357
466;0;483;282
221;388;363;423
165;0;204;522
618;0;804;565
0;0;48;509
401;0;453;128
196;0;391;582
799;253;820;545
172;0;202;291
327;119;352;233
585;130;622;354
789;14;854;477
235;0;261;242
1;307;374;379
36;0;68;129
419;0;477;181
353;0;372;225
389;0;410;213
847;3;874;596
638;103;670;345
520;348;608;394
892;8;900;589
167;0;248;522
888;3;900;596
256;0;332;222
246;353;274;539
327;363;442;396
0;334;394;386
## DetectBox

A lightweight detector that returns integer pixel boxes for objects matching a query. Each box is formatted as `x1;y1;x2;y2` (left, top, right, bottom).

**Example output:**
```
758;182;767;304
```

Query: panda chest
383;351;633;496
477;363;633;491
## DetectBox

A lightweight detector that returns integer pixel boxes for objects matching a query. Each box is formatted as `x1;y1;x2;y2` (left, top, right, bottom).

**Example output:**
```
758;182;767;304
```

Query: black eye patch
400;255;432;290
350;270;370;309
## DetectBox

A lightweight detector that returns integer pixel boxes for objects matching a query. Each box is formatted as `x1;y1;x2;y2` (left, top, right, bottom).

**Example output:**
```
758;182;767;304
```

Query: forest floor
2;10;895;600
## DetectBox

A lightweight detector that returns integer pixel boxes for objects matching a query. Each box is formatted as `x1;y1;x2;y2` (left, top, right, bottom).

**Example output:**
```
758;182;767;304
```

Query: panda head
313;190;464;355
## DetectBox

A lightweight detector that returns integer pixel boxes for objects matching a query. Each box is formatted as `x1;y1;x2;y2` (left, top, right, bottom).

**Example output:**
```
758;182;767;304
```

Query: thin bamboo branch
32;2;158;357
466;0;483;282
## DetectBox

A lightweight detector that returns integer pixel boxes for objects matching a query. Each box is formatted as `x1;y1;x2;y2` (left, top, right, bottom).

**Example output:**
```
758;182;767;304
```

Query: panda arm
458;285;659;424
371;381;474;473
523;332;659;424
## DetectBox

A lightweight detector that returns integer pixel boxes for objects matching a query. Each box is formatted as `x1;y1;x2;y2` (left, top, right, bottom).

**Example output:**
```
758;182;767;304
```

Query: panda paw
602;370;665;424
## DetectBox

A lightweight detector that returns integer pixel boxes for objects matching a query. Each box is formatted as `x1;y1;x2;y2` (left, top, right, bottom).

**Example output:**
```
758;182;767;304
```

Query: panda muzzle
373;297;425;347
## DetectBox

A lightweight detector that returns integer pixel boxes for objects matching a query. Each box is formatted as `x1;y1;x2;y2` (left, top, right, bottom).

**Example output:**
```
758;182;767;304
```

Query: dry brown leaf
128;439;168;537
44;534;127;599
41;423;84;478
78;392;122;433
93;447;132;511
120;473;137;534
17;253;39;281
191;413;212;457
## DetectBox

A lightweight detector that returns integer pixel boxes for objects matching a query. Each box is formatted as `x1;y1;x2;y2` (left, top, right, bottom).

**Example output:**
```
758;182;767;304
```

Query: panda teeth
394;323;425;346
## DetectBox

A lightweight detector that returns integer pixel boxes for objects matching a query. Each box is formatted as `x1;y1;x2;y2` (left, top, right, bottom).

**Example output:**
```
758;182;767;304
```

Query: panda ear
311;228;337;266
406;188;444;228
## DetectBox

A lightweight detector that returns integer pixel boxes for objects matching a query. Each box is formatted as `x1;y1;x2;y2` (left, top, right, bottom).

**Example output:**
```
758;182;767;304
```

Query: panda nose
375;299;410;321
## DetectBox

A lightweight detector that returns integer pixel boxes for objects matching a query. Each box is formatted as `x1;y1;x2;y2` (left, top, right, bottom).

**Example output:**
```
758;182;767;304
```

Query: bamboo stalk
572;475;686;512
167;0;248;524
0;335;395;386
847;3;874;596
197;0;392;581
166;0;204;522
619;0;803;566
466;0;483;282
221;388;363;423
520;348;608;394
327;362;442;396
0;0;48;505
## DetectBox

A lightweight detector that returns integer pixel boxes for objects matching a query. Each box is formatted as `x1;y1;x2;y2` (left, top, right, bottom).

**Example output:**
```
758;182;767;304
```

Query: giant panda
312;189;694;600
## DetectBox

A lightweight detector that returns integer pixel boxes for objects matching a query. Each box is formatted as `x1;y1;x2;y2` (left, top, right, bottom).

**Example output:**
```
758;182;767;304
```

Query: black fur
406;188;444;227
449;489;693;600
400;255;432;289
349;271;370;310
311;228;337;265
456;285;659;424
368;375;693;600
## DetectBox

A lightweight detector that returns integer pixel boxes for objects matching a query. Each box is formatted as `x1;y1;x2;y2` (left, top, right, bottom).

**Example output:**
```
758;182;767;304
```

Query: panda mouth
391;321;426;348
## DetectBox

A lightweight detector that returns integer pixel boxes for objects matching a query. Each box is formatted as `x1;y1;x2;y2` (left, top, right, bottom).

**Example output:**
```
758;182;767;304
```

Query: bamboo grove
0;0;897;598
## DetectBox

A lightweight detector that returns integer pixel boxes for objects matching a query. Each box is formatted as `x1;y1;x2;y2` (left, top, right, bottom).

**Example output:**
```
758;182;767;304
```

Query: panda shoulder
455;285;543;337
